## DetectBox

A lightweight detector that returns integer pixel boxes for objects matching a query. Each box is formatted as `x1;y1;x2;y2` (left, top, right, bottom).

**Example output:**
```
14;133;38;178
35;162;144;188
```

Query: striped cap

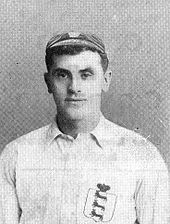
46;32;106;54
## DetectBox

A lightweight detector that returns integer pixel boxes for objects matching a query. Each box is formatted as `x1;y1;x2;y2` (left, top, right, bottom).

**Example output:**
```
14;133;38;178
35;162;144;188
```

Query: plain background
0;0;170;173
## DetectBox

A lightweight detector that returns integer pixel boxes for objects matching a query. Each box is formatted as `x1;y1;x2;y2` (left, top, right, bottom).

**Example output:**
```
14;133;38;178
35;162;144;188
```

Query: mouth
65;98;87;102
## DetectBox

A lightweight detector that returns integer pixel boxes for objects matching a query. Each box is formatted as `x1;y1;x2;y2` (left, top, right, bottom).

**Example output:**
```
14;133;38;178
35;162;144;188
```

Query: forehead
52;50;102;70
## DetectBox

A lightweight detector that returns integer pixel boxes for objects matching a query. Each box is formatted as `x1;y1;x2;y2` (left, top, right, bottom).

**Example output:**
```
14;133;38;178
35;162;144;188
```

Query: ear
102;70;112;92
44;72;53;94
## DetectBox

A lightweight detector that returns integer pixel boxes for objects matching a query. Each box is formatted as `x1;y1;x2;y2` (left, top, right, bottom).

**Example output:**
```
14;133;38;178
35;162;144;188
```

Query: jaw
55;94;102;121
61;107;87;121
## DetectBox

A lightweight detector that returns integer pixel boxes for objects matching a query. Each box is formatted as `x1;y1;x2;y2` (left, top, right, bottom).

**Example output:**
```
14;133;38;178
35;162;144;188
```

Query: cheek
52;82;67;98
84;80;103;96
53;82;67;95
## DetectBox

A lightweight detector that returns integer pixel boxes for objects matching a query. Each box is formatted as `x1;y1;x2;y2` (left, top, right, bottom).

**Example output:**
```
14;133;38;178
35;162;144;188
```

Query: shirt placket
59;136;81;224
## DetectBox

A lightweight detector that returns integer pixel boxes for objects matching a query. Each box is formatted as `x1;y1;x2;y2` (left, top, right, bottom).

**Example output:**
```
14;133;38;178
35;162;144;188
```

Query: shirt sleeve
0;144;20;224
135;161;170;224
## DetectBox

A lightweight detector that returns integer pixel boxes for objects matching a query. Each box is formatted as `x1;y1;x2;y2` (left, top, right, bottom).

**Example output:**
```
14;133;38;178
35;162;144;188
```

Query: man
0;32;169;224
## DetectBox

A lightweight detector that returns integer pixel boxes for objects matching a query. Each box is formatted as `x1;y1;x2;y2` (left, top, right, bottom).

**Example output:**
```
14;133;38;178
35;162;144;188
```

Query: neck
56;112;101;138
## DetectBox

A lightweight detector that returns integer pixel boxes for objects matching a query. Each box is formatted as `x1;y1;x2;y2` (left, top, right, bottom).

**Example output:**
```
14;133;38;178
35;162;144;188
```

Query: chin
65;108;87;121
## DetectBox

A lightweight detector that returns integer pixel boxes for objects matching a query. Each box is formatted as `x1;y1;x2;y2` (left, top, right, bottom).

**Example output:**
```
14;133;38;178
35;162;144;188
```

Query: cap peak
68;32;81;38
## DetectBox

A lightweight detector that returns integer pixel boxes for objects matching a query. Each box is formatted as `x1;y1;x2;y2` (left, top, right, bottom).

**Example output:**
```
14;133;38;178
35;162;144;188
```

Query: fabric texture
0;115;169;224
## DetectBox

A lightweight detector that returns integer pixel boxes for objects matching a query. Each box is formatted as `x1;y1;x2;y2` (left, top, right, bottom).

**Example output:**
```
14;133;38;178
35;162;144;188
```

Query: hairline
46;46;108;73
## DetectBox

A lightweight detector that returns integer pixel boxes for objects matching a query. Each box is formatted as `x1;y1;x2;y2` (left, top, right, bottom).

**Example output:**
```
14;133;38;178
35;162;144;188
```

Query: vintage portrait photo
0;0;169;223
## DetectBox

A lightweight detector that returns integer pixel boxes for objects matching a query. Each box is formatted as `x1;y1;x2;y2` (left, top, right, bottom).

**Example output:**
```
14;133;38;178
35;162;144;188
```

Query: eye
54;71;68;79
81;72;93;79
58;72;67;78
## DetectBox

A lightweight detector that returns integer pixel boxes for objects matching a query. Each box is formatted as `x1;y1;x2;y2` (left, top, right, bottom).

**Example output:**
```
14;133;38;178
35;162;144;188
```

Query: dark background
0;0;170;173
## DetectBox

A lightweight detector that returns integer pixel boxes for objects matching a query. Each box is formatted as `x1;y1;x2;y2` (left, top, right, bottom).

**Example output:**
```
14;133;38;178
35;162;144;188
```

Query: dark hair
45;45;109;73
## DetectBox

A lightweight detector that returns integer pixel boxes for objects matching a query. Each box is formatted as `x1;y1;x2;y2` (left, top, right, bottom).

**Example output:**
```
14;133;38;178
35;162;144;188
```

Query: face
45;50;112;120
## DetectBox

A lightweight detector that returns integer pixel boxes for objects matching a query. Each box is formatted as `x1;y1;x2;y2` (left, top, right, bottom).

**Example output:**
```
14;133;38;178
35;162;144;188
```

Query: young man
0;32;169;224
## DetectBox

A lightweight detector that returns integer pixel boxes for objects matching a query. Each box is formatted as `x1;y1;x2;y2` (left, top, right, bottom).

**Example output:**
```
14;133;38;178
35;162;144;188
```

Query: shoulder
1;124;51;157
104;118;167;171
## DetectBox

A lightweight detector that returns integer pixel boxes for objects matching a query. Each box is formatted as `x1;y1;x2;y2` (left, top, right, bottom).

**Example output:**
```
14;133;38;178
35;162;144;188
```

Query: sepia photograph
0;0;169;223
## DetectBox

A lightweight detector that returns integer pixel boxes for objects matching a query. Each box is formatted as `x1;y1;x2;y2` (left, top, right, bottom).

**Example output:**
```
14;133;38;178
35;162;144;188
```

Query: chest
16;145;137;203
16;145;139;223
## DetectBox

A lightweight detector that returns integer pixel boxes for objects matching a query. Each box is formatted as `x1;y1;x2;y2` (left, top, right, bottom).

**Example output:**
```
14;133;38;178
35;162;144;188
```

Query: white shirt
0;115;169;224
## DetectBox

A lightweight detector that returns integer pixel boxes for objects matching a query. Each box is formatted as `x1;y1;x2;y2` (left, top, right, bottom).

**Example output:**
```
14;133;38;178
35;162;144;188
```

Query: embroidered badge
83;183;117;222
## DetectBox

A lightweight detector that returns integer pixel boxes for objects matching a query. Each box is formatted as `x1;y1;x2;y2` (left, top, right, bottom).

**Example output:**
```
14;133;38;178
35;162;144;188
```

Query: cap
46;31;106;54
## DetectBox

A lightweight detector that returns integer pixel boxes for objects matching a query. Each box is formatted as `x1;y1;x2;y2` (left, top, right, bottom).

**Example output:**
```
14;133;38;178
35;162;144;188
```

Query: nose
68;77;81;94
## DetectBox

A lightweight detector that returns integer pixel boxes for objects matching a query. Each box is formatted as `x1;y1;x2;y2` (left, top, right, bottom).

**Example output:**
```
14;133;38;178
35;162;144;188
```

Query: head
45;45;109;74
44;32;112;121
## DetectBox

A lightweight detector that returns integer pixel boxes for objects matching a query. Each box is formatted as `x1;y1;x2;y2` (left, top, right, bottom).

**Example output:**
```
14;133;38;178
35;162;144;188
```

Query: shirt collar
46;113;116;148
46;120;63;145
90;114;115;148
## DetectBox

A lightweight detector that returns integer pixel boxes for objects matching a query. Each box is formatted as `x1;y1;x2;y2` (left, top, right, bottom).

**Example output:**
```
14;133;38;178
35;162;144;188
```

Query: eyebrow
52;68;70;74
79;67;95;74
53;67;95;75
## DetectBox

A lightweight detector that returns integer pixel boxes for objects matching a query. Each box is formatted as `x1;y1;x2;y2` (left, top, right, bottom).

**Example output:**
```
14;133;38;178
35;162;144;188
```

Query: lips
65;98;87;101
